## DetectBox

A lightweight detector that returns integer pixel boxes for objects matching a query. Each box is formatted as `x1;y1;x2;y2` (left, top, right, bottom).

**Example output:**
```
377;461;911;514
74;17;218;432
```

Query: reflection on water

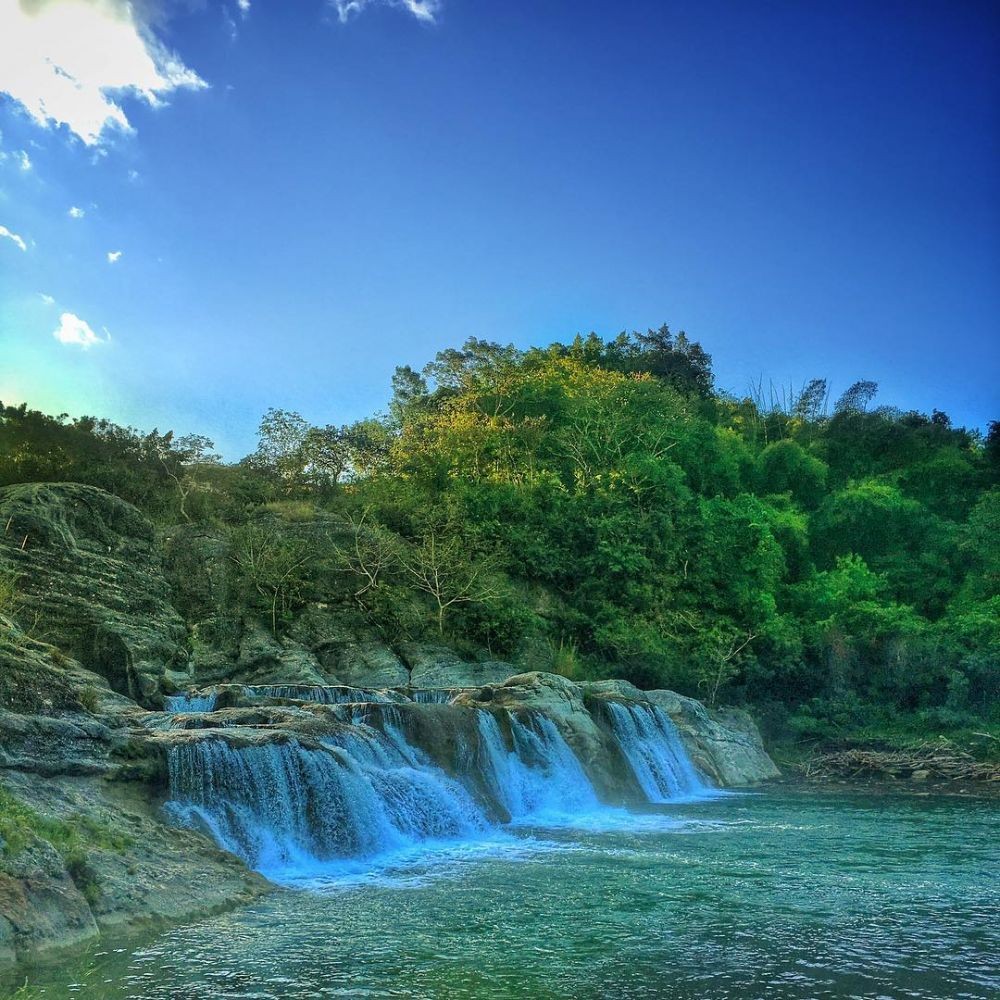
8;790;999;999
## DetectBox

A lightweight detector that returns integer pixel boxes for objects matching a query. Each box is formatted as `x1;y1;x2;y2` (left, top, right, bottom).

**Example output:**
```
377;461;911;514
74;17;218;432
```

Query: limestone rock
0;711;118;776
0;484;188;703
320;640;409;688
399;643;517;689
0;772;267;967
233;624;330;686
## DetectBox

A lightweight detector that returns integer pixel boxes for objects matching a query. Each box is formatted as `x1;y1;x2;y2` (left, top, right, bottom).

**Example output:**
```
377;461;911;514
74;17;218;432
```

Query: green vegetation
0;785;131;904
2;325;997;744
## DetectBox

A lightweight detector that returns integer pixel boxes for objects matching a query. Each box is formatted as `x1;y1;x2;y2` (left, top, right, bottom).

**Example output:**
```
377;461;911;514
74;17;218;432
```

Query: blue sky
1;0;997;457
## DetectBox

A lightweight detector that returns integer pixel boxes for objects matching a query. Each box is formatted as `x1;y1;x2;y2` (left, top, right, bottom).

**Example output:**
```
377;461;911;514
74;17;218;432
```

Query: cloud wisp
68;206;86;219
0;0;207;146
0;224;27;251
53;311;110;349
333;0;442;24
107;249;122;263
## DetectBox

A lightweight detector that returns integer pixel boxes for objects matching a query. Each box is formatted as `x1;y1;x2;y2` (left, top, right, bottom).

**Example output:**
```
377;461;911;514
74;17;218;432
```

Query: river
8;788;998;999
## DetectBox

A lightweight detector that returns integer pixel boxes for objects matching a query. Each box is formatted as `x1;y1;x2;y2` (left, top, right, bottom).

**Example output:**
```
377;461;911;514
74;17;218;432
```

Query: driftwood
798;739;1000;784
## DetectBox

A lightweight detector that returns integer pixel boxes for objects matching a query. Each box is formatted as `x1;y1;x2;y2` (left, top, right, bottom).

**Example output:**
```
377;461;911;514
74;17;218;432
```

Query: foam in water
164;692;218;713
606;702;708;802
165;699;714;885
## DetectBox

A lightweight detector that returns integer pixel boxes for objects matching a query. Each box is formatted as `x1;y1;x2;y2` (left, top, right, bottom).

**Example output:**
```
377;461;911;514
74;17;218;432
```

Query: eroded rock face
397;644;516;689
0;484;188;703
323;640;409;688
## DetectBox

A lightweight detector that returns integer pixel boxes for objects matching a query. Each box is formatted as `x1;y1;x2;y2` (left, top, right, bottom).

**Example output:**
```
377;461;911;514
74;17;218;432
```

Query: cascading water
164;692;218;713
164;694;716;885
473;710;600;820
166;723;488;878
243;685;397;705
605;702;708;802
409;689;461;705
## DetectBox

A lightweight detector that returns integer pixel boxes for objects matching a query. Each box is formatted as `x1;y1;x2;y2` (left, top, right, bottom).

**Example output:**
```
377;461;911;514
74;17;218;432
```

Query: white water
164;692;218;713
165;735;487;880
606;702;709;802
410;689;463;704
474;710;601;821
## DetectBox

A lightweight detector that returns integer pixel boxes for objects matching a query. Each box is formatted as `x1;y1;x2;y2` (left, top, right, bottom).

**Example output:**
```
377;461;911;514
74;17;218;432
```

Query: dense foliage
3;325;997;741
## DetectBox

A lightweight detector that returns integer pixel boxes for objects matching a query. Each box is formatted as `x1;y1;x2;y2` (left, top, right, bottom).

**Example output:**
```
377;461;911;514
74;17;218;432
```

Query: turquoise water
9;788;999;999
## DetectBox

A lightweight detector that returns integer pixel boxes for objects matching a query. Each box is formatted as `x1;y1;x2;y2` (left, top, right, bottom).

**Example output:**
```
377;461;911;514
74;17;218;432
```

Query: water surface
10;789;998;999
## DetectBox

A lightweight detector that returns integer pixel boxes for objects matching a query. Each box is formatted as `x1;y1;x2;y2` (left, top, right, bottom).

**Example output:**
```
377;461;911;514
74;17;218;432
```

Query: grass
549;638;581;679
261;499;319;521
0;785;133;905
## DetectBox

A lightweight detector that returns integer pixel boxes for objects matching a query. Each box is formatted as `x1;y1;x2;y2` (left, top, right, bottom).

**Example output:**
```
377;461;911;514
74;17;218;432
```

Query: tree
252;408;310;487
400;530;500;634
697;626;757;706
230;520;313;633
155;433;220;521
754;439;828;509
834;380;878;414
300;425;350;489
336;509;402;604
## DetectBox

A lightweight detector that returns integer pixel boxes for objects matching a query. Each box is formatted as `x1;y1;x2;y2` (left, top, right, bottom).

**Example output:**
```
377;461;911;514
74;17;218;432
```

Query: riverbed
7;788;998;999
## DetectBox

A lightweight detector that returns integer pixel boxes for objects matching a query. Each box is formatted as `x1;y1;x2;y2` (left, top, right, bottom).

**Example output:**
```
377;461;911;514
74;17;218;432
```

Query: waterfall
410;689;460;705
163;696;715;882
605;702;708;802
243;685;397;705
164;692;218;713
473;710;600;820
166;730;487;875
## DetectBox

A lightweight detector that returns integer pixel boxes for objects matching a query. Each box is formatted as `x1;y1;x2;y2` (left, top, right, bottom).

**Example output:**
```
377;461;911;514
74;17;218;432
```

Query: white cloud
237;0;250;13
0;0;208;146
68;205;85;218
107;249;122;263
15;149;31;170
39;292;55;305
333;0;441;24
53;311;109;348
0;225;27;251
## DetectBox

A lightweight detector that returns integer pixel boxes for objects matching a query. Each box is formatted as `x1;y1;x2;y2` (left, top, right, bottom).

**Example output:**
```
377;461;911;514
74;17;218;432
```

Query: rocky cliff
0;484;189;703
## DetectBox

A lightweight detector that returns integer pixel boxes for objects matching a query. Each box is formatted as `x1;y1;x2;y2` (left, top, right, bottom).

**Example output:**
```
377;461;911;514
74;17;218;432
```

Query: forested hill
2;327;998;743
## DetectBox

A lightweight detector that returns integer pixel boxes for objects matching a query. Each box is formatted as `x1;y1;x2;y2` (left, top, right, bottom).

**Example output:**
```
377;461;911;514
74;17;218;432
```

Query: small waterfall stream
164;692;218;713
474;710;600;820
605;702;708;802
243;685;398;705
